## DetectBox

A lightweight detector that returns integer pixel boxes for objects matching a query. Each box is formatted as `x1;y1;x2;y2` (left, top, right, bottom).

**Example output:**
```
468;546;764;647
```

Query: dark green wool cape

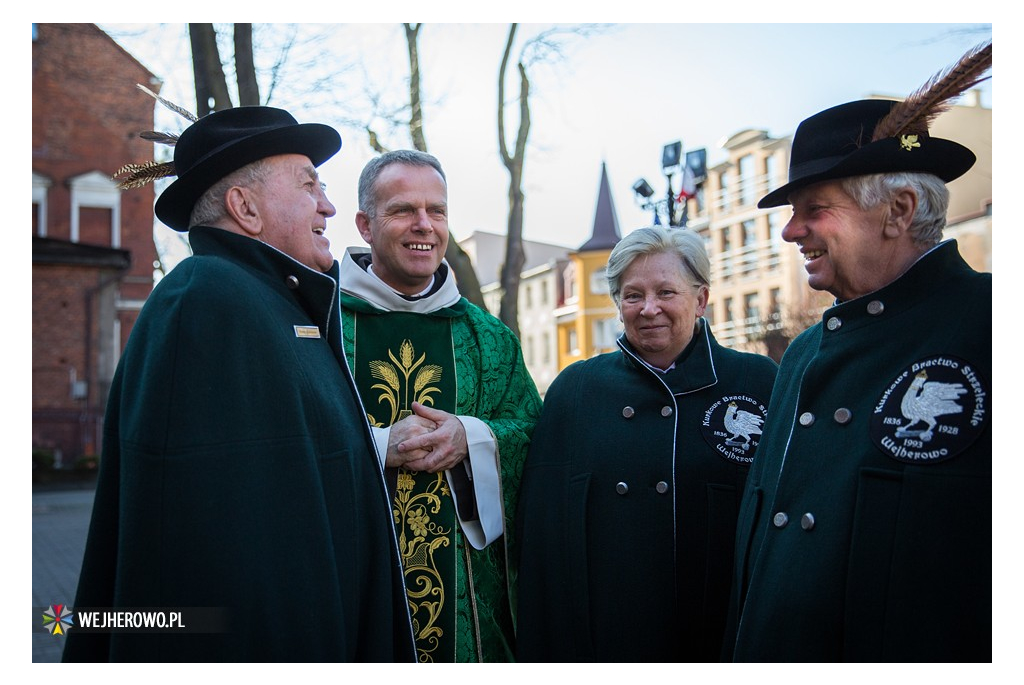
516;321;777;662
63;227;415;662
725;240;992;662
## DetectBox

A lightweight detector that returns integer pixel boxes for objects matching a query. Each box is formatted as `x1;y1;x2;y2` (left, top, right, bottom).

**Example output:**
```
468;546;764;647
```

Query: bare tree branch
259;23;298;106
367;127;389;154
234;23;260;106
497;23;529;338
189;23;232;115
404;23;428;152
497;24;517;167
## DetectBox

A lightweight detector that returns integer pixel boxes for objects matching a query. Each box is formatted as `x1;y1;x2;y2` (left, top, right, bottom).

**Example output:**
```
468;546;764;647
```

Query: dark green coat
725;241;991;662
63;227;415;662
516;321;777;662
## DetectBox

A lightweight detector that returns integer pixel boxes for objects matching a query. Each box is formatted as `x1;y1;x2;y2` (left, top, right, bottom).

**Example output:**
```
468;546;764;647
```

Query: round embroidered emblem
700;394;769;464
870;355;988;464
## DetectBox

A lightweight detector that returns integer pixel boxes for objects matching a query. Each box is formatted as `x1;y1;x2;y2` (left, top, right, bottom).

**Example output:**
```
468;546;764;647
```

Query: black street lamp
633;141;706;228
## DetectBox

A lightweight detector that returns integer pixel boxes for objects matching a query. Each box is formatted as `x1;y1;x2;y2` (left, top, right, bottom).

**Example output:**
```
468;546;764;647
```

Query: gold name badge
294;325;321;339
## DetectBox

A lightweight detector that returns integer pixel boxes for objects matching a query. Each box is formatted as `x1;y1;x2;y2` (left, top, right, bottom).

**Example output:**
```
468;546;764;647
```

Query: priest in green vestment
340;150;542;662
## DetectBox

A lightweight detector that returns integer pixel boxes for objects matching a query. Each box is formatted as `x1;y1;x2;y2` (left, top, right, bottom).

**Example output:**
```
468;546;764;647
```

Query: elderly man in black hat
63;106;416;662
724;44;991;662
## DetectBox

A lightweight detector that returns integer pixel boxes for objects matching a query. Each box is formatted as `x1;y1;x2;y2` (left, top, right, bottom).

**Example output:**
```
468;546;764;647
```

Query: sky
91;20;995;273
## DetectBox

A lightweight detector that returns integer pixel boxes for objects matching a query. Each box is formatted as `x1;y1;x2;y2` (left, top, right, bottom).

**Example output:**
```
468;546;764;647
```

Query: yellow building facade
553;163;623;372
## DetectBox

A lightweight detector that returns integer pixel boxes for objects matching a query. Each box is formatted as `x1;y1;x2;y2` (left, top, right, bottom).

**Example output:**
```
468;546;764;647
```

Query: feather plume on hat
872;40;992;142
112;84;197;190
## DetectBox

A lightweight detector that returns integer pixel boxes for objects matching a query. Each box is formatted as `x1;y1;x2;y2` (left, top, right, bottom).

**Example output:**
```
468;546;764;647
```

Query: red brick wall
33;24;159;462
32;24;158;281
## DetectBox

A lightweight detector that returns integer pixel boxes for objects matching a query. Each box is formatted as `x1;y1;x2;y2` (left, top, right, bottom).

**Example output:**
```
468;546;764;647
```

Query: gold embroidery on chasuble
353;312;458;662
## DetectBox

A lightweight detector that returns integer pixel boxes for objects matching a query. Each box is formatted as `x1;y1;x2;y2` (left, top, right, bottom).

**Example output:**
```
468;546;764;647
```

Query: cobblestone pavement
32;486;94;663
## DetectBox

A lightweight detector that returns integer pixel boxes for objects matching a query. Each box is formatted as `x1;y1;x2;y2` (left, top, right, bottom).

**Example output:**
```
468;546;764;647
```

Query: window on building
719;226;734;281
33;172;51;237
767;211;784;271
724;296;734;322
542;331;551;364
739;154;756;206
742;220;757;247
593;317;621;349
745;292;760;324
698;228;712;254
766;153;779;192
739;220;758;275
80;207;115;246
525;335;534;365
590;266;609;295
769;211;783;246
567;328;579;354
720;169;731;211
563;262;577;302
525;284;533;309
70;171;122;247
540;280;549;305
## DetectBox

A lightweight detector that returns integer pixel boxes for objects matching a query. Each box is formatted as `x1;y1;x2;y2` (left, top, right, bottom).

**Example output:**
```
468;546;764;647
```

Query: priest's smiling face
355;163;450;296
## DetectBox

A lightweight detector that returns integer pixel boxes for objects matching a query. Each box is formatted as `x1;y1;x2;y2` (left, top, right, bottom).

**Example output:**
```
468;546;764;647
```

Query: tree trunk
404;23;427;152
234;23;260;106
402;23;485;308
496;25;529;339
188;23;232;115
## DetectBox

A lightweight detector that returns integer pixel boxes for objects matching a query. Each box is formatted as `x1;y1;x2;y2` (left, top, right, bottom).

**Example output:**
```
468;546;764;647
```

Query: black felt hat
154;106;341;231
758;98;976;209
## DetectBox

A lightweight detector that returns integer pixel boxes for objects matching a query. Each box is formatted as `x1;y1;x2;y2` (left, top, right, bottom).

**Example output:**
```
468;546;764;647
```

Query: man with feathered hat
724;42;992;662
63;102;416;662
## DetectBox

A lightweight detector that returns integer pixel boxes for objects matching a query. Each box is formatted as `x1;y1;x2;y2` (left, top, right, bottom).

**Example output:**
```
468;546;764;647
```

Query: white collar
339;247;462;314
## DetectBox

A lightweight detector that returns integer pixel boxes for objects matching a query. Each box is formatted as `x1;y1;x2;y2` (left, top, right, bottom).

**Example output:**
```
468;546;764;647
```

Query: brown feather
139;130;180;146
872;41;992;141
135;83;198;123
113;160;176;190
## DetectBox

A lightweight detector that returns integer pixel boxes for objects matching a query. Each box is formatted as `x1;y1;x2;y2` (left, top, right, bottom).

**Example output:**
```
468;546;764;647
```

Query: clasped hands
385;401;468;473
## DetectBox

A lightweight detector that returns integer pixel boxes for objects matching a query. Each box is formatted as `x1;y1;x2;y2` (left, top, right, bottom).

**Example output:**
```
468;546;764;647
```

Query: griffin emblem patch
871;355;988;464
700;394;768;464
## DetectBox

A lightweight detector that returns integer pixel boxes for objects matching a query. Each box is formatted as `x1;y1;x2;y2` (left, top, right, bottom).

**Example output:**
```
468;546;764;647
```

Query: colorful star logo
42;604;74;636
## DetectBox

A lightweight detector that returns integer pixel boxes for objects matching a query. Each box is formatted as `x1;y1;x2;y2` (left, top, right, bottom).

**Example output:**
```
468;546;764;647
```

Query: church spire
578;162;621;252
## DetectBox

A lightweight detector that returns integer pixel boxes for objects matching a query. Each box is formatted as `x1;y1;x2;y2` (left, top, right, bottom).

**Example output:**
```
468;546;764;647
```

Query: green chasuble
338;250;543;662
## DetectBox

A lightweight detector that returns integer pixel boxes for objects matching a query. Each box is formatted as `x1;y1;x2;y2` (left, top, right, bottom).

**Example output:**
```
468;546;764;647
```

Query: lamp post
661;141;681;226
633;141;706;228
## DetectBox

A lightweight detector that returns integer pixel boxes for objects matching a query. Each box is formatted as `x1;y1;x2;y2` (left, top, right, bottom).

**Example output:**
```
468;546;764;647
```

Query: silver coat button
799;412;815;427
826;316;842;331
773;512;789;528
661;406;673;417
616;482;629;495
655;481;669;494
866;300;885;315
622;406;635;419
801;513;816;530
833;408;852;424
285;275;300;289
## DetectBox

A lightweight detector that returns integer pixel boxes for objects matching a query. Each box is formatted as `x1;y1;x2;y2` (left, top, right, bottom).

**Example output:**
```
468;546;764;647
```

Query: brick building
32;24;159;465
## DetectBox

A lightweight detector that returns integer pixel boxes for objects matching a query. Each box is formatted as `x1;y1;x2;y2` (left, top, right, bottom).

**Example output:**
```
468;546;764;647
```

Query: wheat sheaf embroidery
368;339;443;425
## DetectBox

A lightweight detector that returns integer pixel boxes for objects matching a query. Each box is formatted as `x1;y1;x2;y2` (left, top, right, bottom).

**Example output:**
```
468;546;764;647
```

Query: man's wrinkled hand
398;402;469;473
384;414;436;468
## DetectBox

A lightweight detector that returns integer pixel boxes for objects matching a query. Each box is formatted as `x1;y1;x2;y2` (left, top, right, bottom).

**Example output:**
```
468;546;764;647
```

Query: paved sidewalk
32;486;95;663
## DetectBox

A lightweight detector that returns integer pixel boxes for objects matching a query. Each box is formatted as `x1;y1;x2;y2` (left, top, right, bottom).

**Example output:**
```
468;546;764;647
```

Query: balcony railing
709;172;779;215
710;238;781;281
